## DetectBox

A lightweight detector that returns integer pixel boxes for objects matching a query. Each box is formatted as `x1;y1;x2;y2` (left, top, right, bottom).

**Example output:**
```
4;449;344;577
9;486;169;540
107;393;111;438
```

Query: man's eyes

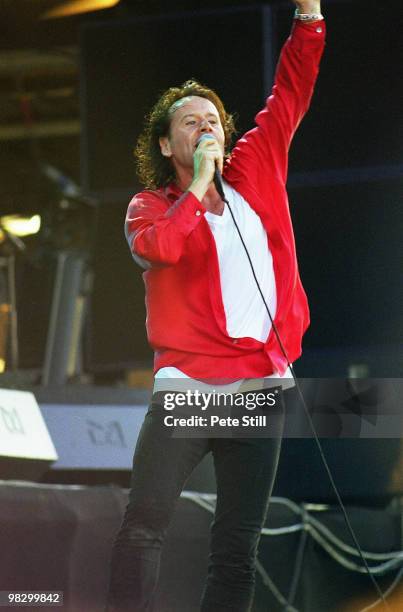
185;119;218;126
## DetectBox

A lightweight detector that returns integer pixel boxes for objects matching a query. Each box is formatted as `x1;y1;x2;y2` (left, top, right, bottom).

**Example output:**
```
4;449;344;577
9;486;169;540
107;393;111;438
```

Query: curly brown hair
135;79;237;189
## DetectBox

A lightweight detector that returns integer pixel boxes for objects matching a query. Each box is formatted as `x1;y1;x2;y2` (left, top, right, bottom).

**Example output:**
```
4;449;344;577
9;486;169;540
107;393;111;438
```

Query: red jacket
125;20;326;379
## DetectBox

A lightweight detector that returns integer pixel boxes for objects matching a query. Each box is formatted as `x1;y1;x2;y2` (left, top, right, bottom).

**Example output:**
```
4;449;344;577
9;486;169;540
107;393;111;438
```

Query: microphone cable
215;180;391;611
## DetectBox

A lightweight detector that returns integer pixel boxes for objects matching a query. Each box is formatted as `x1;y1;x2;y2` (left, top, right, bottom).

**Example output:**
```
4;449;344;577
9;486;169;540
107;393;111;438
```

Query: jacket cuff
290;18;326;52
165;190;206;235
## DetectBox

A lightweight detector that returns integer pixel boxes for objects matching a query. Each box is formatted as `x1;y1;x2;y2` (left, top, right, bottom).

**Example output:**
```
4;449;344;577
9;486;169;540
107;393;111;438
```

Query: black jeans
106;391;285;612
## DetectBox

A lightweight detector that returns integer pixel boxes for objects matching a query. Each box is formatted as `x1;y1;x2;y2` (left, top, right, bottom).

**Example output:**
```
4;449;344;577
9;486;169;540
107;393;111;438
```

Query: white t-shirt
156;180;293;389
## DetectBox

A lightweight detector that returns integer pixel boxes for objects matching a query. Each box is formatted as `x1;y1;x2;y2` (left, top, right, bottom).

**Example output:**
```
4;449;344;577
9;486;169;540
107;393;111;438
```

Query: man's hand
188;136;223;202
293;1;321;15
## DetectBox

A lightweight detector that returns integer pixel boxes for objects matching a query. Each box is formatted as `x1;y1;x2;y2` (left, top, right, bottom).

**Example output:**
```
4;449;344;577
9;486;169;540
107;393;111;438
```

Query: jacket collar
160;182;184;202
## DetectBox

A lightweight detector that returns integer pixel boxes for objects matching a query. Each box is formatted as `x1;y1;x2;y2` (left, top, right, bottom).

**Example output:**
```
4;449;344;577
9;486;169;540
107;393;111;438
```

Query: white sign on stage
0;389;58;462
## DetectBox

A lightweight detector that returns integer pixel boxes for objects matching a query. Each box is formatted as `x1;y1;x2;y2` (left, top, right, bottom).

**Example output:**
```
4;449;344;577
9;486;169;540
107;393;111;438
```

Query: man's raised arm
226;0;325;186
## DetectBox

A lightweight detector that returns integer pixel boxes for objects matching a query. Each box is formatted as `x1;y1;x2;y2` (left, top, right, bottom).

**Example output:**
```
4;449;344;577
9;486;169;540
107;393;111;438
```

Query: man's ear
159;136;172;158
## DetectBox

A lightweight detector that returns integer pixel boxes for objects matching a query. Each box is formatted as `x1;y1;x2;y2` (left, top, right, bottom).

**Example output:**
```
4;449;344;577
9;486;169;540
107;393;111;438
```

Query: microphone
196;134;226;201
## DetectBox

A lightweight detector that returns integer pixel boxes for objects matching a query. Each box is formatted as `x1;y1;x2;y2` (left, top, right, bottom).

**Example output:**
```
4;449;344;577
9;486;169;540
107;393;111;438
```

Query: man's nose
200;119;213;132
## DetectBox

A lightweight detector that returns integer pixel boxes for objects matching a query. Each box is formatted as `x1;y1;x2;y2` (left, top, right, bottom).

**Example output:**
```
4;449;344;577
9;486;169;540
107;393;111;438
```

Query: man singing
107;1;325;610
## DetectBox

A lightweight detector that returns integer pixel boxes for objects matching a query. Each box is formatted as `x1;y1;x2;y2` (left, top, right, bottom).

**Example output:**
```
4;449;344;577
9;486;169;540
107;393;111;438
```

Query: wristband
294;9;324;21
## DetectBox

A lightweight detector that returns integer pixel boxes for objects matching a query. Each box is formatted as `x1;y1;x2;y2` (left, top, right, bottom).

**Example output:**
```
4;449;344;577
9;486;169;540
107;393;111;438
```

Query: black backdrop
80;5;273;195
80;1;403;190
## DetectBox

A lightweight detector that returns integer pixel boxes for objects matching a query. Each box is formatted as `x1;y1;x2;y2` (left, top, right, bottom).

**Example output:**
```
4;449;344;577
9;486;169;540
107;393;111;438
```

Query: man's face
159;95;225;176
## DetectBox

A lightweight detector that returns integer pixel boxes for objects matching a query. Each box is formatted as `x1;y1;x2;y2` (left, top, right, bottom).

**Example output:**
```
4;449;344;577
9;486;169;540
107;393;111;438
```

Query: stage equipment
30;384;148;485
0;483;402;612
42;250;91;385
0;213;40;371
40;403;146;473
40;164;98;385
